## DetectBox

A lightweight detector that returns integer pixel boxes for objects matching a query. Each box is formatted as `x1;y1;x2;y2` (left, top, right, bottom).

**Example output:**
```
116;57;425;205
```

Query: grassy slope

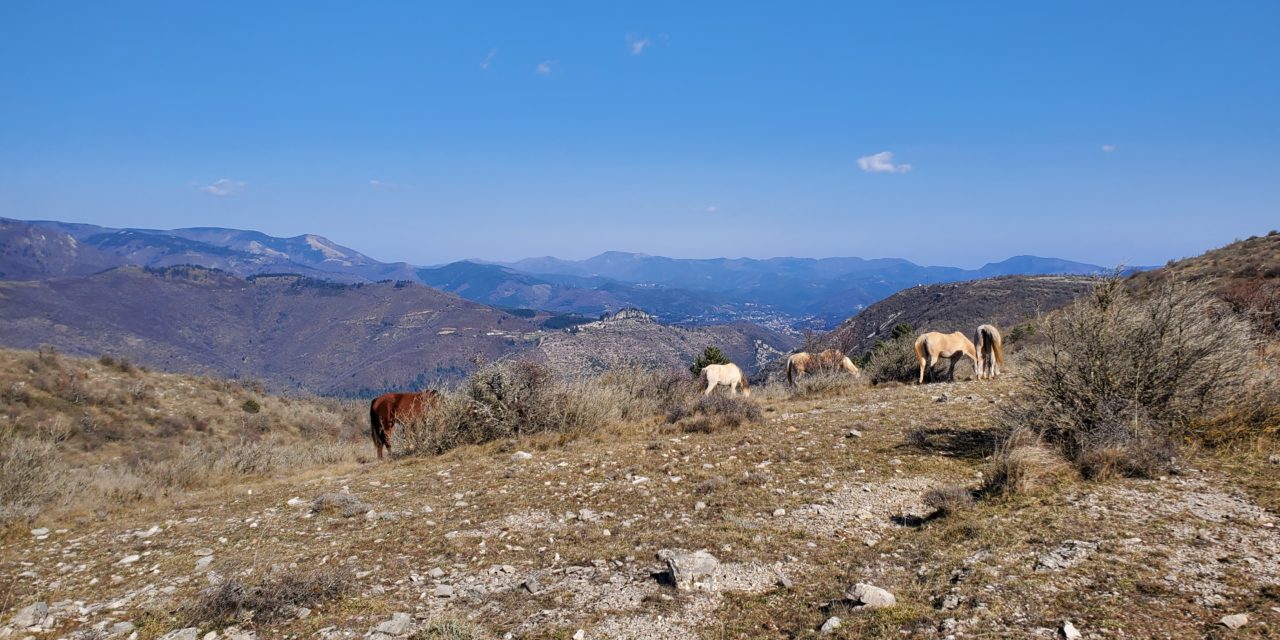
2;376;1275;639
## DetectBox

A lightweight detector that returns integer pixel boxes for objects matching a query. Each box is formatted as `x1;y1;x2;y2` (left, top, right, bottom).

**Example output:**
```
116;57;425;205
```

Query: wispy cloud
1101;144;1117;153
480;49;497;70
627;34;652;55
369;179;401;191
199;178;246;197
857;151;912;174
535;60;555;76
705;205;718;214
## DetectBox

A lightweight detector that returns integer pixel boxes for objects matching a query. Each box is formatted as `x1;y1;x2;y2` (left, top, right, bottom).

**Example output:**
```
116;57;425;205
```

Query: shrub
0;426;74;528
1000;277;1257;477
862;332;921;385
922;485;975;516
310;492;370;518
181;565;352;625
788;371;863;399
241;399;261;414
982;429;1074;497
689;346;729;376
665;393;762;434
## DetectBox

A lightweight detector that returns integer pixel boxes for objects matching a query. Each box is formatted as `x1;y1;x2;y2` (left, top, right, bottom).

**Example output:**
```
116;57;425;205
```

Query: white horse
973;324;1005;380
913;331;978;384
701;363;750;397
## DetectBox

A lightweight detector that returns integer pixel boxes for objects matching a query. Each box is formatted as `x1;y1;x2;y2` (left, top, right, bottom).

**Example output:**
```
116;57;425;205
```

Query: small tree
890;322;915;340
689;346;730;376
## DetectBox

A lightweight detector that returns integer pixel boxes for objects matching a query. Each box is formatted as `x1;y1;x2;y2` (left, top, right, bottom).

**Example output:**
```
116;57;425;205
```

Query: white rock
820;616;842;633
845;583;896;609
118;555;141;565
375;612;412;635
1219;614;1248;630
196;556;215;571
193;548;214;557
572;631;585;640
660;549;720;591
1062;620;1082;639
12;601;48;627
158;629;200;640
30;528;49;537
512;451;534;461
433;584;455;598
772;508;786;517
427;567;446;579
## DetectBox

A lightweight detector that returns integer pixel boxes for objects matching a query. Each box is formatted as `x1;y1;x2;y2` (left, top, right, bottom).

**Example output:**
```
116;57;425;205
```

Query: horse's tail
369;401;389;453
913;335;927;361
740;371;750;392
989;328;1005;366
786;358;796;386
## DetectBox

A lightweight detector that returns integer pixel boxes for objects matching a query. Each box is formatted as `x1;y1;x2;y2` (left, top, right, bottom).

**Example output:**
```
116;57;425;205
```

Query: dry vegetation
0;347;367;529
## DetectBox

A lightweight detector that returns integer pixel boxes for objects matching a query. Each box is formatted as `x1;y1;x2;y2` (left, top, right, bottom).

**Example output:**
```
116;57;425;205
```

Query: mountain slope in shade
0;218;124;279
0;265;539;394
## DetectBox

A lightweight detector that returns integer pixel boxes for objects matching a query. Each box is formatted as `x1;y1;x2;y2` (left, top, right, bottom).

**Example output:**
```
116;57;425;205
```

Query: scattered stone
375;612;412;636
519;576;543;594
223;626;258;640
1219;614;1248;630
846;429;862;438
118;554;141;565
196;556;215;572
311;492;369;518
572;630;585;640
433;584;455;598
772;508;786;517
13;601;49;627
1035;540;1097;572
193;548;214;556
1269;454;1280;465
286;497;306;506
427;567;446;579
659;549;720;591
844;583;896;610
1061;620;1082;639
820;616;842;633
938;593;961;610
939;618;958;634
774;567;793;589
512;451;534;461
158;629;200;640
110;621;136;636
30;528;49;537
695;501;707;511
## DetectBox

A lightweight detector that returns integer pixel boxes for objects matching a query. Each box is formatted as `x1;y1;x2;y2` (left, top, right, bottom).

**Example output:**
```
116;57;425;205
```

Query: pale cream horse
701;363;750;397
973;324;1005;380
786;349;861;385
914;331;978;384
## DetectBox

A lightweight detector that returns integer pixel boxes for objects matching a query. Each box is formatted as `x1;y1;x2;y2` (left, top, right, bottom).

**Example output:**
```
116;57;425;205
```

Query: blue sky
1;2;1276;268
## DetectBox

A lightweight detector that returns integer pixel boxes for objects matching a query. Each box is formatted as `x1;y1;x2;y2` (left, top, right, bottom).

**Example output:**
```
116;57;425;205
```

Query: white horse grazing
973;324;1005;380
913;331;978;384
701;363;750;397
786;349;862;385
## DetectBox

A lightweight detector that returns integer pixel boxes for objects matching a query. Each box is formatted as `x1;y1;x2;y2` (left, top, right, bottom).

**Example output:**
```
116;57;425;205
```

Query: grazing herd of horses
368;324;1006;459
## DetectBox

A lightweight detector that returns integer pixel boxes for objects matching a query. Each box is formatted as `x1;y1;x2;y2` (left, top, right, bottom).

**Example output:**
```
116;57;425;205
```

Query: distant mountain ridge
5;217;1112;328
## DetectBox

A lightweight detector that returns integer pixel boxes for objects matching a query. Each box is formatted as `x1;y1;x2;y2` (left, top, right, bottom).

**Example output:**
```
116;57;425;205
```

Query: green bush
689;346;729;376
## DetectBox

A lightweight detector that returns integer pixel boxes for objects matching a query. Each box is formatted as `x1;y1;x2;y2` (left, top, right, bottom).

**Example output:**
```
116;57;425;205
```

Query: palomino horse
913;332;978;384
369;390;439;460
973;324;1005;380
701;363;750;397
786;349;861;385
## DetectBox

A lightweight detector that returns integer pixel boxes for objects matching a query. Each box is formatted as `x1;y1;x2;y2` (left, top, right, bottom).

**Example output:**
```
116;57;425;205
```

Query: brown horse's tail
369;401;389;453
786;358;795;386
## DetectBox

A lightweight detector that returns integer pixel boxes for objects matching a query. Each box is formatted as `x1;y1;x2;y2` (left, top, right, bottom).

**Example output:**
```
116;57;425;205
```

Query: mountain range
2;217;1112;329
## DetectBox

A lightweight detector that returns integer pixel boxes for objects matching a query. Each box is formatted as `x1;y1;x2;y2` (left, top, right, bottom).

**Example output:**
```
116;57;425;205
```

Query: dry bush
1001;278;1258;478
983;429;1074;498
862;333;922;385
410;620;494;640
180;565;352;625
788;371;864;398
922;485;975;516
664;393;762;434
310;492;370;518
0;425;75;528
595;367;695;420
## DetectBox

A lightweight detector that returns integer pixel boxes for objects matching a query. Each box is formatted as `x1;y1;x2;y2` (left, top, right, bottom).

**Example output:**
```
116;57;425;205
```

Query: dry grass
0;347;367;530
179;565;353;626
922;485;975;516
664;392;763;434
983;429;1075;498
410;620;495;640
785;371;865;399
310;491;370;518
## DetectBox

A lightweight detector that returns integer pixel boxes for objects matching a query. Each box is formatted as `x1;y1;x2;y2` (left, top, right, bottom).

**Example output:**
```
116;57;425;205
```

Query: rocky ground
2;380;1277;639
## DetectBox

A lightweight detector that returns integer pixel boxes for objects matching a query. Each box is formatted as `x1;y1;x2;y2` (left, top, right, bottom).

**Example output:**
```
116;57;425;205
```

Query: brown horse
786;349;861;385
973;324;1005;380
913;332;978;384
369;390;439;460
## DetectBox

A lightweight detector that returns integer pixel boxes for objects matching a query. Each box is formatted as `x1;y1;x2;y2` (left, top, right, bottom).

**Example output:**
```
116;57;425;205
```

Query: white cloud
369;179;401;191
705;205;718;213
199;178;246;197
536;60;555;75
857;151;912;174
1101;144;1117;153
628;35;651;55
480;49;496;70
